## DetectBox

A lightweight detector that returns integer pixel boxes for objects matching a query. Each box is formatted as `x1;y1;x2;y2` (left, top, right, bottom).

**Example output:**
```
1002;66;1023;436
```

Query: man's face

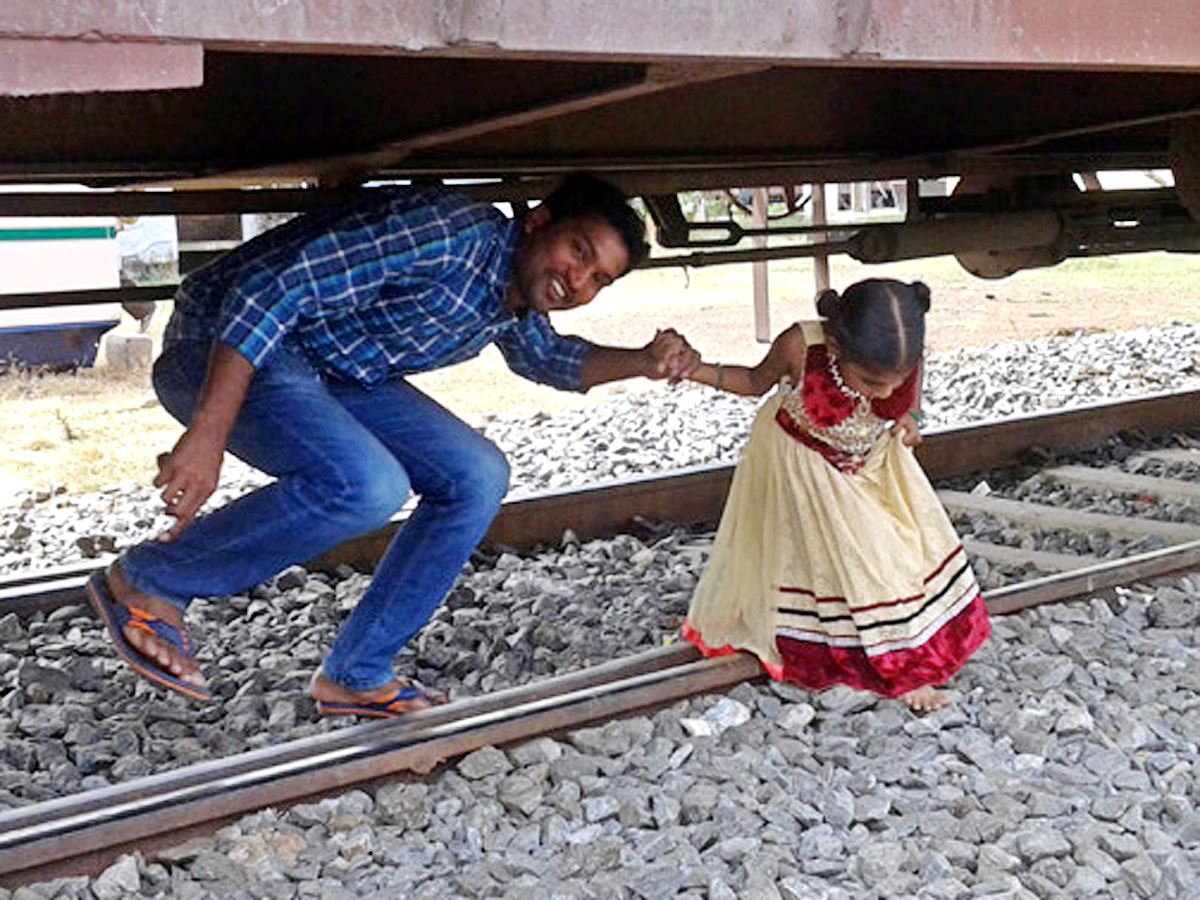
508;209;631;314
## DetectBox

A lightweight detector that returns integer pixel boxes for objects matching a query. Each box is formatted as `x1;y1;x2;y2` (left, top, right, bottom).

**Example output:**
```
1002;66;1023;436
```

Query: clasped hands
643;328;702;384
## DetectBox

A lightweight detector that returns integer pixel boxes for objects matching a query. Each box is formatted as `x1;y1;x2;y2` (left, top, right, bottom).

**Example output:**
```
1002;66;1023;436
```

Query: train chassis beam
643;181;1200;278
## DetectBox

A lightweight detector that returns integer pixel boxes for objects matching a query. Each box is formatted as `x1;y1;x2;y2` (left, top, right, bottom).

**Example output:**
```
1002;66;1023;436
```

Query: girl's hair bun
815;288;840;318
912;280;932;312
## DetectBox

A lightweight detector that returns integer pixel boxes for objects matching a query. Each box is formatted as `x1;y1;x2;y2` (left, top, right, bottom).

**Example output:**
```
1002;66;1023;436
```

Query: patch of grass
0;363;182;496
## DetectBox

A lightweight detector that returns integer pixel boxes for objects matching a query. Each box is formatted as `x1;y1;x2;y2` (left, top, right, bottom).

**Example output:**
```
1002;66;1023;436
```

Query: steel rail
0;560;105;616
984;539;1200;616
3;388;1198;616
316;387;1200;568
3;539;1198;887
0;643;753;886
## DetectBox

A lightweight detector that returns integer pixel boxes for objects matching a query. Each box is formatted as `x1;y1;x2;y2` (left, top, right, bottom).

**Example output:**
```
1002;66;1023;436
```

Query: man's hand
577;329;702;390
153;425;226;540
150;342;255;540
643;328;701;383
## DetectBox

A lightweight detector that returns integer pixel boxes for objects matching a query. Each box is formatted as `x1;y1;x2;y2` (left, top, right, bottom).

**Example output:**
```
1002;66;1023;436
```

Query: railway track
2;545;1198;887
4;389;1198;616
1;389;1198;887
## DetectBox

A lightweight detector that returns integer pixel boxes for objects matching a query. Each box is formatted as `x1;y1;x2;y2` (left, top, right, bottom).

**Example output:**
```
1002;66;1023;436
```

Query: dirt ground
2;252;1199;500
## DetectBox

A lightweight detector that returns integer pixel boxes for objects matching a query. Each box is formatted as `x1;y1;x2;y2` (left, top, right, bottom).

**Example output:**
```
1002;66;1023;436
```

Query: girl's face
839;357;911;399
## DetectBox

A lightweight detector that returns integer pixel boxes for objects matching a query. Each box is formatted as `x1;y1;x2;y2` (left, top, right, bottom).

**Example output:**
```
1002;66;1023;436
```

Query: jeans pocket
262;340;323;385
153;341;211;425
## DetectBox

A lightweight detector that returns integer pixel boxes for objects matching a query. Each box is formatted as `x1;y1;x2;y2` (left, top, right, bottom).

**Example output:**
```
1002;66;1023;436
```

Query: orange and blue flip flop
85;570;212;702
316;682;447;719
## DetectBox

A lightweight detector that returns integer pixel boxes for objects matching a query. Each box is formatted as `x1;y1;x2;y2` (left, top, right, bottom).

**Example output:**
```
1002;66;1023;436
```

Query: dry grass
0;341;181;499
3;251;1199;501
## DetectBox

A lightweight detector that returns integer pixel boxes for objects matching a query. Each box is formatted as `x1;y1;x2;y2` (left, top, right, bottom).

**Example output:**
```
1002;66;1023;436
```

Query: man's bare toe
310;670;401;705
310;670;444;717
123;627;202;683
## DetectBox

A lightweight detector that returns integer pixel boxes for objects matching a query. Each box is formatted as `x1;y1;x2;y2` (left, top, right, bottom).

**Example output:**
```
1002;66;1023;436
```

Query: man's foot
86;566;210;700
310;669;446;719
898;685;951;713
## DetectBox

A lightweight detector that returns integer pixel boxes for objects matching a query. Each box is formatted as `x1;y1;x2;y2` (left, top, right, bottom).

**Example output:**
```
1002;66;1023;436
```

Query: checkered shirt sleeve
173;188;595;390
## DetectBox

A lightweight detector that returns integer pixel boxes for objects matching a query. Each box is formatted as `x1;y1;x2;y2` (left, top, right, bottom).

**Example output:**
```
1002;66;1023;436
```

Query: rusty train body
2;2;1200;323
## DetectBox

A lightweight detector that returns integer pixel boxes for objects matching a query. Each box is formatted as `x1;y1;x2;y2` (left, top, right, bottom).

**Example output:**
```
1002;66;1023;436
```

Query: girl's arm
689;324;805;397
891;358;925;446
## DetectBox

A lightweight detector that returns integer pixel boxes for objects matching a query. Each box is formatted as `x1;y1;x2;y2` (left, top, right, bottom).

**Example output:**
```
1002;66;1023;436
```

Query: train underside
3;3;1200;279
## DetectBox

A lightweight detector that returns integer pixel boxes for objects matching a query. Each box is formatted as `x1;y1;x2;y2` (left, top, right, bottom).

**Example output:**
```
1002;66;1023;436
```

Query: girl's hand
893;413;923;447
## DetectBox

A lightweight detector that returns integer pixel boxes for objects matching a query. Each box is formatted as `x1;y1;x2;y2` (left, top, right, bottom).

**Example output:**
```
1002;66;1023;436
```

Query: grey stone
188;850;245;881
779;878;852;900
91;854;142;900
681;781;719;824
1091;794;1132;821
976;845;1021;881
1014;827;1072;863
626;863;689;899
15;705;66;740
1119;854;1163;899
509;737;563;767
581;794;619;823
821;787;856;829
273;566;309;591
1073;843;1121;879
497;773;544;817
0;613;23;642
568;719;651;757
458;746;512;780
917;852;955;885
1098;831;1145;862
919;878;972;900
375;782;430;830
855;841;905;887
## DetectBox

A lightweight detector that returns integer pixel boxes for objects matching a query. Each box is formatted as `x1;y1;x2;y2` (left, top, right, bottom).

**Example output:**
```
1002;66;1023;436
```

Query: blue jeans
121;340;510;691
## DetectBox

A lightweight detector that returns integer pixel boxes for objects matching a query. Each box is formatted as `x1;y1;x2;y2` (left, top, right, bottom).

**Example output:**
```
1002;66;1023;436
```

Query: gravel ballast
1;323;1198;899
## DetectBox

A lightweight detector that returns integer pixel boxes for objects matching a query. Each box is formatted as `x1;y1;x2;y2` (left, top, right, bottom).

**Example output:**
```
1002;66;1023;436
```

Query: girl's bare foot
899;685;951;713
107;564;207;690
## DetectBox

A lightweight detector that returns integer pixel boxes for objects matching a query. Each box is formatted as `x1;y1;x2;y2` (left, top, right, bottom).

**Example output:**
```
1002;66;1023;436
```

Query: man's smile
548;273;570;305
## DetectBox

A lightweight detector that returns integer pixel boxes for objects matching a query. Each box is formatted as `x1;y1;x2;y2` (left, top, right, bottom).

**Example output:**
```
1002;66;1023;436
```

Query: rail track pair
1;389;1198;887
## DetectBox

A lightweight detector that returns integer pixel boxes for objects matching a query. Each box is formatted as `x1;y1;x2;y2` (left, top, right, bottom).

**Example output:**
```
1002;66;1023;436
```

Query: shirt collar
493;215;527;322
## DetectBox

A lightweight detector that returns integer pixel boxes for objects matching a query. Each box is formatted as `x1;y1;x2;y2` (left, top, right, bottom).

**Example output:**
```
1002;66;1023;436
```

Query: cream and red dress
683;321;990;697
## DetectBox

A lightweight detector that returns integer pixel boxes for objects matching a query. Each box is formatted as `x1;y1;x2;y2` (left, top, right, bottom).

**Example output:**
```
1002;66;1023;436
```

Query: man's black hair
540;173;650;271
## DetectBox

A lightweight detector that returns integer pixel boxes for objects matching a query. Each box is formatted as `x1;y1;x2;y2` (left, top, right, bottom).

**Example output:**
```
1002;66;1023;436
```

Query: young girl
683;278;990;712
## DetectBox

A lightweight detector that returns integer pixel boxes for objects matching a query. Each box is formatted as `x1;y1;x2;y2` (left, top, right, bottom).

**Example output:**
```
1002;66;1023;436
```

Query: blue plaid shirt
165;187;592;391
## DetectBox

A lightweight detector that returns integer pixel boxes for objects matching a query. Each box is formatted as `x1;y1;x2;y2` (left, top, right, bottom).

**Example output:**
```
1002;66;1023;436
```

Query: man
87;174;700;716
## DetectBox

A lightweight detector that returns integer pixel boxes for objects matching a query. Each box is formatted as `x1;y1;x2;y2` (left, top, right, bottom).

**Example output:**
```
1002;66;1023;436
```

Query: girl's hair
816;278;930;374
